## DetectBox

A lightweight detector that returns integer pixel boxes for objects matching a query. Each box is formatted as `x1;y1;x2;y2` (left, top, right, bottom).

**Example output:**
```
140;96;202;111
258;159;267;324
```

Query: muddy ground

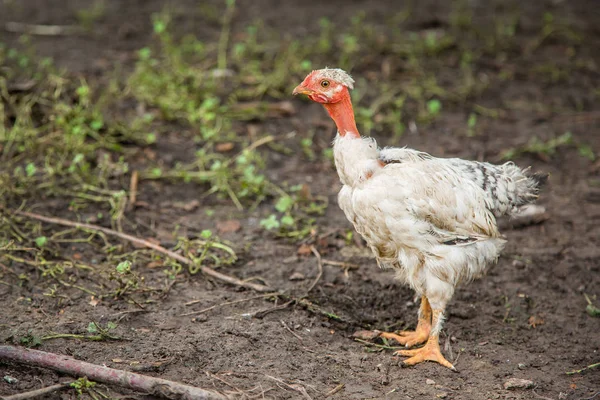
1;0;599;399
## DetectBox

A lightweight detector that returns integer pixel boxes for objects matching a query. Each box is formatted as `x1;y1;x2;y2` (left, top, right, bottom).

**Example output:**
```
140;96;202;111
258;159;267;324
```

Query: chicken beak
292;85;313;96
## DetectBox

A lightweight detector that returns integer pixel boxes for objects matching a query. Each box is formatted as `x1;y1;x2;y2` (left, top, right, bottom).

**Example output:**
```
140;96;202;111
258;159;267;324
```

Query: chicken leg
396;309;456;371
379;296;431;348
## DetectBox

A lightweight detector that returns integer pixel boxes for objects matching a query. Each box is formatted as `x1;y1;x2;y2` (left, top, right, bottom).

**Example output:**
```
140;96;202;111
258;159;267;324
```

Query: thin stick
264;376;312;400
354;338;404;351
280;320;303;342
241;301;293;319
285;296;353;324
128;170;139;210
325;383;344;397
4;22;79;36
180;293;279;317
205;372;243;394
12;210;271;292
531;388;554;400
217;0;236;70
321;259;359;269
237;135;275;157
0;346;226;400
307;246;323;293
580;392;600;400
566;361;600;375
1;382;73;400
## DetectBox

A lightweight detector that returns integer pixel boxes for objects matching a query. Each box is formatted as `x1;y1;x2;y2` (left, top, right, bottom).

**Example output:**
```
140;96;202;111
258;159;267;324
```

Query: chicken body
335;135;506;298
293;68;546;370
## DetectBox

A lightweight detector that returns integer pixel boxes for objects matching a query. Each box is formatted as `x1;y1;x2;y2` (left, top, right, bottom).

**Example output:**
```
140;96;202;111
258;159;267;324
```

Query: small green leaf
467;113;477;128
73;153;85;164
260;215;280;230
153;20;166;34
427;99;442;115
116;261;131;274
25;163;37;177
90;119;103;131
145;133;157;144
300;60;312;70
34;236;47;247
578;144;596;161
586;303;600;317
87;322;98;333
138;47;151;60
76;85;89;99
345;231;353;243
275;196;294;213
200;229;212;239
150;168;162;178
281;215;295;226
106;321;117;330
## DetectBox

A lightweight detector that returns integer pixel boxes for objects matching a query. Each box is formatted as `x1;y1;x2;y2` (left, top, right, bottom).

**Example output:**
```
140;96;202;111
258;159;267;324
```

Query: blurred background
1;1;599;399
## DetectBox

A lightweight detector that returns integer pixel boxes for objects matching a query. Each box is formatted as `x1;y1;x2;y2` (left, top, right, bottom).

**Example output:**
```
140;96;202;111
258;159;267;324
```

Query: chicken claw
379;325;430;348
396;336;457;371
379;296;432;348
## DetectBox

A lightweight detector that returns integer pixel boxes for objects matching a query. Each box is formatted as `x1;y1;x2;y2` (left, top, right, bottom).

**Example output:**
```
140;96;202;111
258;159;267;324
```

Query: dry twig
1;382;73;400
265;376;312;400
566;361;600;375
0;345;226;400
5;22;80;35
11;210;271;292
321;259;359;269
181;293;279;317
280;320;303;341
128;170;139;210
307;245;323;292
325;383;345;397
241;301;293;319
531;388;554;400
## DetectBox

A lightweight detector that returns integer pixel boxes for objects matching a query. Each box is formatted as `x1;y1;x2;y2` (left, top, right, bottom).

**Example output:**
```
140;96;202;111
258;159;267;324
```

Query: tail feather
528;171;549;191
501;162;548;212
447;158;548;217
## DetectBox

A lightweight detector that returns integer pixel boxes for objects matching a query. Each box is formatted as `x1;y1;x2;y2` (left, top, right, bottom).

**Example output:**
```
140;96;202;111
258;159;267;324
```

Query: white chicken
293;68;547;370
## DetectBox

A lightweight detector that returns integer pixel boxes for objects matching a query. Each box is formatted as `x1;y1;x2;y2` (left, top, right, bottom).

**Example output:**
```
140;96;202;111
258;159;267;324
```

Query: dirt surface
1;1;599;399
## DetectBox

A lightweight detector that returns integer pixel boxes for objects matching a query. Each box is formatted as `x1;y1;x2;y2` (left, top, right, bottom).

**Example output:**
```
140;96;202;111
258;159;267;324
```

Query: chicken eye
321;80;330;88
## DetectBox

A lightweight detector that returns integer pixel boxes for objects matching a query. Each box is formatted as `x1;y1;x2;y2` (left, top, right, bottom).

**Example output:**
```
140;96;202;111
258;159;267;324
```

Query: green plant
70;377;96;395
499;132;595;162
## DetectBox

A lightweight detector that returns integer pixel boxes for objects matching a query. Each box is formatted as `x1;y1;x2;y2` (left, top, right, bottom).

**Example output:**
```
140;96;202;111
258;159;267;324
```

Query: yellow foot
394;338;457;371
379;329;429;348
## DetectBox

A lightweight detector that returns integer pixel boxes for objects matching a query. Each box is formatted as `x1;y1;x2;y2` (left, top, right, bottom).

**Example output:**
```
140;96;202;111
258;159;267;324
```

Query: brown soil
1;1;599;399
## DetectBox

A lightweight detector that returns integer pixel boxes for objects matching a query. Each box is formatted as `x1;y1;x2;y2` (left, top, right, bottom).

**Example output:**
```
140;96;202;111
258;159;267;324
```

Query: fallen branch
11;210;271;293
1;382;73;400
0;346;227;400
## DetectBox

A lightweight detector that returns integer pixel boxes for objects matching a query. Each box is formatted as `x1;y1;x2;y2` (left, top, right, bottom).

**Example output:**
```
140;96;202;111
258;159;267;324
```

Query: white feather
333;134;511;312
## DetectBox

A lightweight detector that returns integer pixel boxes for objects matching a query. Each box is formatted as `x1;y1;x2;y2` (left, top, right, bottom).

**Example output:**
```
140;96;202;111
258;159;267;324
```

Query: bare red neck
322;88;360;138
